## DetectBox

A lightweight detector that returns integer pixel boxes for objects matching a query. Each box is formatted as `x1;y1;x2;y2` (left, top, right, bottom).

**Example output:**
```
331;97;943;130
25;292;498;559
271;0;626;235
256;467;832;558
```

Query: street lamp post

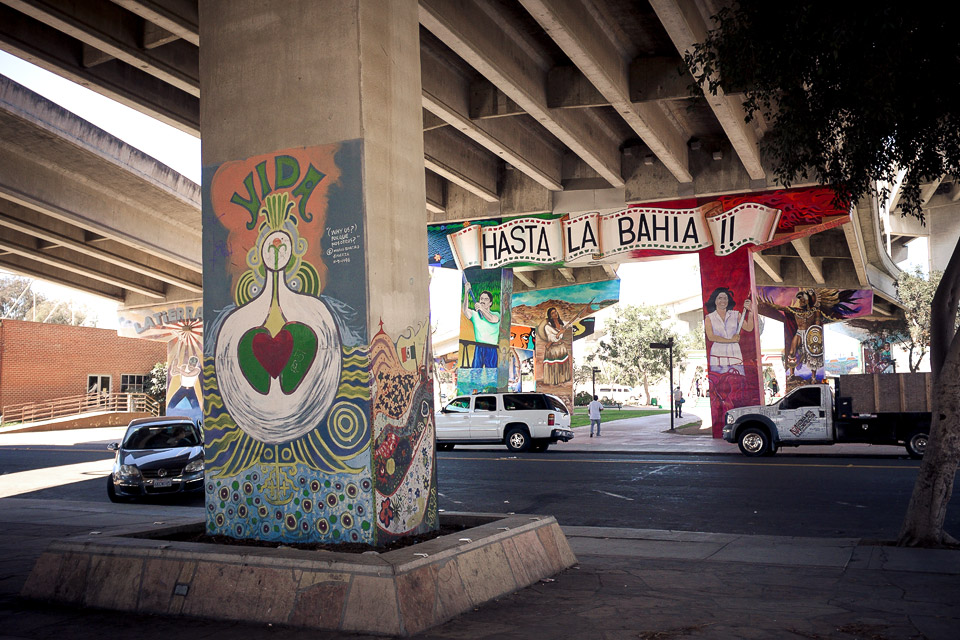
649;338;675;431
591;367;600;398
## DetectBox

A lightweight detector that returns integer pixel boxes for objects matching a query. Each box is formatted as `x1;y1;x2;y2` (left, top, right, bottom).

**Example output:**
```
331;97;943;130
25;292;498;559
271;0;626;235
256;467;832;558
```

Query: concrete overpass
0;0;911;313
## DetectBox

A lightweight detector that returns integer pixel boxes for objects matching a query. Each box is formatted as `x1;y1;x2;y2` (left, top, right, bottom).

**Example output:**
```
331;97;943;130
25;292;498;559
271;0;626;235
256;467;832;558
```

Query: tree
688;2;960;547
597;304;687;403
0;275;99;326
896;267;941;372
148;361;169;408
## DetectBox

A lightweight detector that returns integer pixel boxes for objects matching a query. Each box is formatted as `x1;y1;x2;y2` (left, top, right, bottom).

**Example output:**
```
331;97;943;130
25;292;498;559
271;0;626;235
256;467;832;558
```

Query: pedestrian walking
673;385;684;418
588;395;603;437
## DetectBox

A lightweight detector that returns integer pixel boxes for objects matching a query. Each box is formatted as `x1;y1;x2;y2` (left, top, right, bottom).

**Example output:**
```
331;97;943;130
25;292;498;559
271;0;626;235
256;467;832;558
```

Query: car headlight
118;464;141;478
725;413;735;425
184;459;204;473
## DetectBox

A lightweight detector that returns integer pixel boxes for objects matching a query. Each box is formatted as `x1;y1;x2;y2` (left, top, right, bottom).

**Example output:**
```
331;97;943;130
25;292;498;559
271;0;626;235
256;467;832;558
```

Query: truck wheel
738;427;770;457
505;427;531;452
906;432;928;459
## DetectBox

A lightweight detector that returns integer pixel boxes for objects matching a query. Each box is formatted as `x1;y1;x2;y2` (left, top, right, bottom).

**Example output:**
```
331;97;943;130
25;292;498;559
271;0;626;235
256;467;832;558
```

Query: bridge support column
199;0;436;544
698;247;764;437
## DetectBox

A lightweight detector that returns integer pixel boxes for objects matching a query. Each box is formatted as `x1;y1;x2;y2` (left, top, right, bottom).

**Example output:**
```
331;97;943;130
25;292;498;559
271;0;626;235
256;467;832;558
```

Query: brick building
0;319;166;410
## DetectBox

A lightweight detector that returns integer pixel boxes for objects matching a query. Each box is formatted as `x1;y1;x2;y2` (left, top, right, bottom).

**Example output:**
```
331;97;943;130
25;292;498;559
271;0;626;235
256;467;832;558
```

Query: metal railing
1;392;161;426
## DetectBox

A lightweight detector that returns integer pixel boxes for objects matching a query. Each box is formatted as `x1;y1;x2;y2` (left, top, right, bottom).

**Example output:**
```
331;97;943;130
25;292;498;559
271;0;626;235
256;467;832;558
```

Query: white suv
436;392;574;452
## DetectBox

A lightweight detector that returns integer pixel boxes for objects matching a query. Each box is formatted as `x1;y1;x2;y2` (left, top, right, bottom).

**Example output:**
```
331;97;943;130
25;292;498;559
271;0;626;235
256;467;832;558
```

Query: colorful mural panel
757;286;873;391
118;303;204;423
699;247;763;435
512;279;620;411
202;142;436;545
456;268;513;395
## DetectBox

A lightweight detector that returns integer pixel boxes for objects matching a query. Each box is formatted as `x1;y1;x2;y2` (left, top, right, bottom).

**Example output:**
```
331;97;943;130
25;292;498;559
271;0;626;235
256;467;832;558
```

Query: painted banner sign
446;202;782;270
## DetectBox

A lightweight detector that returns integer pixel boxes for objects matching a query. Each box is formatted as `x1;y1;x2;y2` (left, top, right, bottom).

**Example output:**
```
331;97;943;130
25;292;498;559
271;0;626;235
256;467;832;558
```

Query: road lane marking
438;456;917;470
0;459;113;498
593;489;634;501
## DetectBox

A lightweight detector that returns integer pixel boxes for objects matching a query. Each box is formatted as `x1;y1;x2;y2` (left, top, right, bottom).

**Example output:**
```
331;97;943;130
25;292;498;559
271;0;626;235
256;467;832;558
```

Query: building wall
0;319;166;409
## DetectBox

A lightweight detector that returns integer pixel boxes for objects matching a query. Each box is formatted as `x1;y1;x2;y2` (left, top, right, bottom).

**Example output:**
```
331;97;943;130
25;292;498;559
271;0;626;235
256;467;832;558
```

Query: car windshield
123;423;200;450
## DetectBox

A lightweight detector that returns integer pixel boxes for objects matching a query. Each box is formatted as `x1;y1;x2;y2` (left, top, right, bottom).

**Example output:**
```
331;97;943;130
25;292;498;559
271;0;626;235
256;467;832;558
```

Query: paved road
3;431;956;541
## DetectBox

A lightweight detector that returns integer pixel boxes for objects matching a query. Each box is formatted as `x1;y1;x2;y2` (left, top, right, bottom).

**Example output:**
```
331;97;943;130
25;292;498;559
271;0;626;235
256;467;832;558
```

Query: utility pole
591;366;600;398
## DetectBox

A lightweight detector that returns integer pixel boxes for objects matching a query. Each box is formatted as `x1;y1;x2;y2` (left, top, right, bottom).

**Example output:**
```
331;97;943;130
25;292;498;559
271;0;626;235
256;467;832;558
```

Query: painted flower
378;498;394;528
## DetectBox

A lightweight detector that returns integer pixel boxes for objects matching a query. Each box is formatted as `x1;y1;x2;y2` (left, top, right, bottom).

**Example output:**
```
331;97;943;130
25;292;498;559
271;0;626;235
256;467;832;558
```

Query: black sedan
107;416;204;502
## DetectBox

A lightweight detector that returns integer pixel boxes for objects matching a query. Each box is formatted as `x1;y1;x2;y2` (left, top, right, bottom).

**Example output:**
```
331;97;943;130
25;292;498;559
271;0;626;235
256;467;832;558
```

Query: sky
0;50;931;355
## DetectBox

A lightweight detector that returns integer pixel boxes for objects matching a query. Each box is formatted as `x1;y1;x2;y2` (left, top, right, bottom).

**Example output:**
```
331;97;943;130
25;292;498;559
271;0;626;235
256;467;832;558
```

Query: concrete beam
420;42;563;191
546;65;609;109
752;253;783;283
520;0;691;183
512;269;536;288
500;167;553;216
0;235;165;298
431;182;494;224
3;0;200;97
425;170;446;215
0;209;201;292
420;0;624;188
0;76;202;271
470;80;525;118
422;109;447;131
629;56;690;102
111;0;199;46
143;21;179;49
790;236;825;284
511;264;616;293
0;255;124;300
648;0;765;181
422;127;499;203
558;267;575;282
0;6;199;134
840;220;870;287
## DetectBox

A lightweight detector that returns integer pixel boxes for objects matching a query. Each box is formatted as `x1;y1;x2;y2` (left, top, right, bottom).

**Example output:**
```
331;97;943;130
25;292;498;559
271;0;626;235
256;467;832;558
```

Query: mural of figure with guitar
538;307;572;385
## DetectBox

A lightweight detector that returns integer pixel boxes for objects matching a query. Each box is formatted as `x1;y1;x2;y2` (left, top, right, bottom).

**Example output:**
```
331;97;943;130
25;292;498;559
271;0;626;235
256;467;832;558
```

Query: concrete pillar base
21;512;576;636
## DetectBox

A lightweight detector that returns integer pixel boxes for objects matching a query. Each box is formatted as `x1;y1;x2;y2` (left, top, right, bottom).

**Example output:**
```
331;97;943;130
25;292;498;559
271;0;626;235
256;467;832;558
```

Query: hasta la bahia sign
446;201;782;270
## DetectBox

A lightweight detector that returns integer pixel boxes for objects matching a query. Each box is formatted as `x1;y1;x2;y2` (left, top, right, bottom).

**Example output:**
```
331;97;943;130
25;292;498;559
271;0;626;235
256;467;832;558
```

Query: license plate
153;479;172;488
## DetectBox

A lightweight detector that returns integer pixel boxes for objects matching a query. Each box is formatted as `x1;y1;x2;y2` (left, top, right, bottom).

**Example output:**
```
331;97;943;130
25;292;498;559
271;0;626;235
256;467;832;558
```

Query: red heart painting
252;329;293;378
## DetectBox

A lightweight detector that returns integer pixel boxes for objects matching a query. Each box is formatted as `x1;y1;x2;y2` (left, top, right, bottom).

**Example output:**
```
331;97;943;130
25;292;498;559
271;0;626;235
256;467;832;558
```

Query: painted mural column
698;247;764;436
117;303;203;424
457;269;514;395
198;0;435;545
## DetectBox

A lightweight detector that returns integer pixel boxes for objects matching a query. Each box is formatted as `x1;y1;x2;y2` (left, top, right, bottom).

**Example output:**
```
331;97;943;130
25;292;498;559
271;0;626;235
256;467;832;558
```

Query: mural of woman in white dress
539;307;572;385
704;287;754;375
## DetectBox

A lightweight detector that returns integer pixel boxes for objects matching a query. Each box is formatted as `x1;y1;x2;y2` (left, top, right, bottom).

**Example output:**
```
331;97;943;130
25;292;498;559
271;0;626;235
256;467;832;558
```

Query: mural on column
509;325;536;391
757;286;873;391
862;336;897;373
699;247;763;435
117;303;204;423
512;280;620;411
456;268;513;395
202;142;436;544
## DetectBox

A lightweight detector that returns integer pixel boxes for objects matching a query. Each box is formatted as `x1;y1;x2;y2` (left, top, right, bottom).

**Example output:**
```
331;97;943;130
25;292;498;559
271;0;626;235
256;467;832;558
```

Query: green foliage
148;361;169;404
574;390;593;406
569;407;669;429
686;2;960;218
597;304;688;387
0;275;99;326
896;267;942;372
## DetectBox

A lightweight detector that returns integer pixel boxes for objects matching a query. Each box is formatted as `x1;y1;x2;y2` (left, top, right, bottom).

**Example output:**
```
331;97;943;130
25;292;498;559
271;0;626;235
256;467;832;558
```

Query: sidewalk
0;414;952;638
0;498;956;639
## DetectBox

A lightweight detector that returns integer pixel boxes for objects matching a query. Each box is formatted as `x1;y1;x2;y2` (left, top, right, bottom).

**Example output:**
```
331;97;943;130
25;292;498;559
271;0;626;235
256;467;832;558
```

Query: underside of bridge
0;0;916;313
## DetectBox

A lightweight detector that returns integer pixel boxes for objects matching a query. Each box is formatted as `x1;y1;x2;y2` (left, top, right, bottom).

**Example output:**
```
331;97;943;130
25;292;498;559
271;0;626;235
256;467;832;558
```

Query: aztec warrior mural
431;186;882;435
118;303;204;425
203;143;436;545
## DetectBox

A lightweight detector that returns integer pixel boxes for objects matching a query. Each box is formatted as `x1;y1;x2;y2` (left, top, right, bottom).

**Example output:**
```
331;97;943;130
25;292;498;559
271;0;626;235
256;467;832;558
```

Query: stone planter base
22;512;576;636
